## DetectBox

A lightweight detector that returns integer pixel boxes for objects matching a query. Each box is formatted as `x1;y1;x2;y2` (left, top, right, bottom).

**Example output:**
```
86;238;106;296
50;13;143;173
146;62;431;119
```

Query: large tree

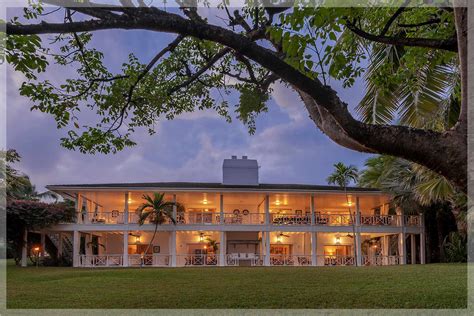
5;1;468;192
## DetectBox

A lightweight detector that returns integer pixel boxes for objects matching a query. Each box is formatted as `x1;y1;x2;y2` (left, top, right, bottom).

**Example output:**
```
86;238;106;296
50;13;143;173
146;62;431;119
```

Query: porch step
47;233;73;263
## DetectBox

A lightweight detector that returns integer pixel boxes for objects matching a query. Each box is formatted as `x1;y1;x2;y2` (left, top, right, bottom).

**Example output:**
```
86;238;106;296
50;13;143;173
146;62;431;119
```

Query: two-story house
24;156;425;268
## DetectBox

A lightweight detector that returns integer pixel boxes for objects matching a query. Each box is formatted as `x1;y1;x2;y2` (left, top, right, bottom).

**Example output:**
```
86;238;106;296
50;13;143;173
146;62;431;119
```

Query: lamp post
33;246;40;268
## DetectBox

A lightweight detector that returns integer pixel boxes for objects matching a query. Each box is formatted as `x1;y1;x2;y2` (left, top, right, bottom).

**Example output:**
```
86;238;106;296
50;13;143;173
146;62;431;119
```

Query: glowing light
135;236;141;243
275;200;281;206
202;199;208;205
276;235;282;243
335;236;341;245
33;247;40;252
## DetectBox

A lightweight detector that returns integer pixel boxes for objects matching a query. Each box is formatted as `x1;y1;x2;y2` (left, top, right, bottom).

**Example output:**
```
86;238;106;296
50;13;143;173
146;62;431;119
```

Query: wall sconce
135;236;141;244
275;200;281;206
276;235;282;243
347;201;353;207
202;199;208;205
199;234;204;243
335;236;341;245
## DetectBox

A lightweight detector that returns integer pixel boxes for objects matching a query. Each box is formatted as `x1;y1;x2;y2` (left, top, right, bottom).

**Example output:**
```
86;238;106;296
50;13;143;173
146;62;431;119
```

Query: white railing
226;253;265;266
176;212;218;225
128;213;173;224
78;255;123;267
360;215;399;226
362;255;401;266
321;255;355;266
176;254;219;266
82;212;125;224
270;254;312;266
404;215;421;227
271;214;312;225
315;213;353;226
128;254;170;267
222;213;265;225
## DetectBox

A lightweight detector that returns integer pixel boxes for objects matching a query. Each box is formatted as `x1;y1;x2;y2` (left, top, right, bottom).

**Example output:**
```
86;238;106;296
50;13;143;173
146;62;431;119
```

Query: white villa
25;156;425;268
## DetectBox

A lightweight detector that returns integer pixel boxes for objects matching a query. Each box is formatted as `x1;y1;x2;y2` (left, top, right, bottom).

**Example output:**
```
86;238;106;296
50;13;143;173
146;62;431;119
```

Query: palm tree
326;162;359;189
136;193;176;265
327;162;359;266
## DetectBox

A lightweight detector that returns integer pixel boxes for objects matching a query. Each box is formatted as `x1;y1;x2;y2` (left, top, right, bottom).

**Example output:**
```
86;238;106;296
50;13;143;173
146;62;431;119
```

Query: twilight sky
6;7;373;192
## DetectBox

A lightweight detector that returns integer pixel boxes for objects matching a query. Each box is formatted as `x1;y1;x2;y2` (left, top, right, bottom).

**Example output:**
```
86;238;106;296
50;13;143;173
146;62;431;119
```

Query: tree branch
346;20;458;52
168;47;231;95
380;0;410;36
108;34;185;132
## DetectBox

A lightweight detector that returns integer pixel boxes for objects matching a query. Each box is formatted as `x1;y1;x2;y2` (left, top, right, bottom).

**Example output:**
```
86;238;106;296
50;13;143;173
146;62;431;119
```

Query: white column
219;194;224;225
57;232;63;259
382;235;389;265
411;234;416;264
264;231;270;266
21;229;28;267
264;194;270;225
75;194;82;224
219;231;226;266
310;194;315;225
84;233;92;256
170;231;177;267
124;192;129;224
398;208;407;265
72;230;80;267
355;196;362;267
398;233;406;265
123;231;129;267
40;232;46;260
311;231;317;266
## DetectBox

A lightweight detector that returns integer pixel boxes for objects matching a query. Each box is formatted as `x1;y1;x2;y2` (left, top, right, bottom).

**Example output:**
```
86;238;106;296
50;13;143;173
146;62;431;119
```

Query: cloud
270;82;306;122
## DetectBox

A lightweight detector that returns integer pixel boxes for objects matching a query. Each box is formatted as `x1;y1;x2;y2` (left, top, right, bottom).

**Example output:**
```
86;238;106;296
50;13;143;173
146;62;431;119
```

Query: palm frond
356;44;401;124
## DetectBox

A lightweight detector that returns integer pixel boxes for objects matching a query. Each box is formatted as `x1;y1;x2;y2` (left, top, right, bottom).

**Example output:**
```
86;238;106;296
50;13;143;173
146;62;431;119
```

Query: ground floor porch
32;229;425;268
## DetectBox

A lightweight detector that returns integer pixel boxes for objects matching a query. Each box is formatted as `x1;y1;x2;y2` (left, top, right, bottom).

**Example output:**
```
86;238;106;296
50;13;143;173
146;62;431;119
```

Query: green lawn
7;262;467;309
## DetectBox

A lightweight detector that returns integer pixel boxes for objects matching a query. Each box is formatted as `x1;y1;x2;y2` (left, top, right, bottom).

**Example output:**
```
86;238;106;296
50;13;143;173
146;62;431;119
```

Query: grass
7;262;467;309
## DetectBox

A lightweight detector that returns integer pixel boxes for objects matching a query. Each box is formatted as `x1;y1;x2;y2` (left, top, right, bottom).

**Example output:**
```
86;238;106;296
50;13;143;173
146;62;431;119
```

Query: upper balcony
69;190;422;228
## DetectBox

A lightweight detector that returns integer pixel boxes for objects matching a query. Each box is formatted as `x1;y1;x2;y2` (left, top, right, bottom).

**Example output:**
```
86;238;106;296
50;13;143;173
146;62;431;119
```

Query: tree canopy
4;1;467;192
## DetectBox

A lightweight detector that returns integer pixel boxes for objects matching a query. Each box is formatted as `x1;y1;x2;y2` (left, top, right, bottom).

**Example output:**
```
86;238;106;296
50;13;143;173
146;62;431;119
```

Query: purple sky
6;8;372;192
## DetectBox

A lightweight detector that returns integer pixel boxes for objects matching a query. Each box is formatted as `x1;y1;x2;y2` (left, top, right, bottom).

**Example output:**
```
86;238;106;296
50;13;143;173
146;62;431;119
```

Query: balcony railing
82;212;126;224
269;254;312;266
226;253;264;266
404;215;421;226
78;254;123;267
78;211;421;227
176;254;219;266
222;213;265;225
271;214;311;225
320;255;355;266
359;215;399;226
362;255;401;266
315;213;353;226
128;254;170;267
